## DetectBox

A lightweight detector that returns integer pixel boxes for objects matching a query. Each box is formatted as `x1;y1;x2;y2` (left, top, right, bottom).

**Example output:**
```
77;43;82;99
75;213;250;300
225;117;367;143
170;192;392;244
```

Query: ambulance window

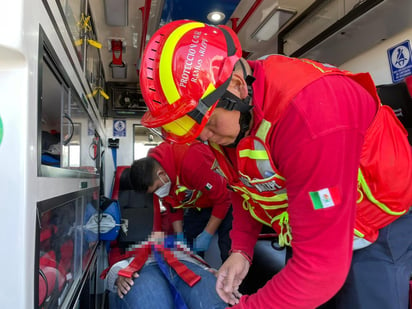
133;125;163;160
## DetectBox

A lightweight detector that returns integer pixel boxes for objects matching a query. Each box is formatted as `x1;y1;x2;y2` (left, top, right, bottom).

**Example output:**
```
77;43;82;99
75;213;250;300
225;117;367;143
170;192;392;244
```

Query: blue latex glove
193;230;213;252
175;232;185;242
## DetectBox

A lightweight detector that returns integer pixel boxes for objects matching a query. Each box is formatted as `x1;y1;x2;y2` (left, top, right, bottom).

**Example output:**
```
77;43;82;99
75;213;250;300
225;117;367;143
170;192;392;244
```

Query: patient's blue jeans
109;260;227;309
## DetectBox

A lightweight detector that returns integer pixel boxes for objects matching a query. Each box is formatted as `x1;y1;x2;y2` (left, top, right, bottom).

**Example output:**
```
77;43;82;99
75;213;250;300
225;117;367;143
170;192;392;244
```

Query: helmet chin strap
216;59;255;113
226;110;252;148
223;61;255;148
188;59;255;148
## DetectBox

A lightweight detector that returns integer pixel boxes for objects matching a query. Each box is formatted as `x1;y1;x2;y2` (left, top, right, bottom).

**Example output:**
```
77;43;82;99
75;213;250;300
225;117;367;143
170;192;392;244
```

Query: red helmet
139;20;242;143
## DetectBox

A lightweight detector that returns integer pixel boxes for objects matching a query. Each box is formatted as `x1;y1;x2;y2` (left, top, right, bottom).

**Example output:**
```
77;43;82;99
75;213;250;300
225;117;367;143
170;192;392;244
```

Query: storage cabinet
35;3;107;307
38;30;101;177
36;189;99;308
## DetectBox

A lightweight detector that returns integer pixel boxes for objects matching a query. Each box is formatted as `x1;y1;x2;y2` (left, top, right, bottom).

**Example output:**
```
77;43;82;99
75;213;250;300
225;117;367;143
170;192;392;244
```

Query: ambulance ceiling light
207;11;225;24
252;8;296;42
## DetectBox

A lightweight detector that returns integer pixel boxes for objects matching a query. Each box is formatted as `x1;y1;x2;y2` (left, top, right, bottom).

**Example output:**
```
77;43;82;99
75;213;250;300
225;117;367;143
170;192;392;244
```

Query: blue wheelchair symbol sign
387;40;412;83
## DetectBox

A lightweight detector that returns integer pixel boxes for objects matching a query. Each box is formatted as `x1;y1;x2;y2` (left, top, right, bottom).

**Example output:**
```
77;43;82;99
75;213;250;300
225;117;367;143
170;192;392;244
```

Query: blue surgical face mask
154;171;171;198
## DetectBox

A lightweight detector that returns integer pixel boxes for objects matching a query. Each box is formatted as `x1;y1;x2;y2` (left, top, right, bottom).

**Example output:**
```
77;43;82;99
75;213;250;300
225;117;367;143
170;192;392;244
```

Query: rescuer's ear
228;71;249;100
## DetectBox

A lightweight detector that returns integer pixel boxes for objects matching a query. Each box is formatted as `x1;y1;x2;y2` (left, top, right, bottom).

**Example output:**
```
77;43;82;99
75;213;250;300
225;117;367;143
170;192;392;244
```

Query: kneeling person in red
130;140;232;262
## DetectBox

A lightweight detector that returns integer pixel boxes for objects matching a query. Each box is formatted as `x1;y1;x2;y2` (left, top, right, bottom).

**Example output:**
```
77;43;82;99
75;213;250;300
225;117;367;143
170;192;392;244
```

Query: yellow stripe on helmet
160;22;205;105
202;83;216;98
162;115;197;137
162;82;217;136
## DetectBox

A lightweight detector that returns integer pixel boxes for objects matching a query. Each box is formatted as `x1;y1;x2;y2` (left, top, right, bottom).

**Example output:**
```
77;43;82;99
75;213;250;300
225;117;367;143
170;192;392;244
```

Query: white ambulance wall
341;28;412;86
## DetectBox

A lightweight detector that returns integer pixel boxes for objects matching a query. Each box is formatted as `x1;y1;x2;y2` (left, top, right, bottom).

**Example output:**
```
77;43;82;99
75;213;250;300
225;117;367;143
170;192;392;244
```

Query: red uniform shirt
149;142;231;223
229;61;377;308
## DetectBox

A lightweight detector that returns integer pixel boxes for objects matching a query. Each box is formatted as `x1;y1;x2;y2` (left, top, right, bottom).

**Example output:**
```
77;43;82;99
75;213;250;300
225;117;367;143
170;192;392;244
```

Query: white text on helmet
191;39;209;83
179;31;203;88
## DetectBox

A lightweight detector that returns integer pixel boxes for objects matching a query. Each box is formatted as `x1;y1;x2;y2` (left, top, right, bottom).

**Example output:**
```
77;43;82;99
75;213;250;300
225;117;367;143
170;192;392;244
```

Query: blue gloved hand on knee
193;230;213;252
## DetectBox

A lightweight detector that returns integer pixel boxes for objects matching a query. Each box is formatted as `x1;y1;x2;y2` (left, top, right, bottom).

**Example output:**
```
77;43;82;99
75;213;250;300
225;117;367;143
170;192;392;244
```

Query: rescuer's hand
193;230;213;252
216;252;250;305
116;272;139;298
175;232;185;242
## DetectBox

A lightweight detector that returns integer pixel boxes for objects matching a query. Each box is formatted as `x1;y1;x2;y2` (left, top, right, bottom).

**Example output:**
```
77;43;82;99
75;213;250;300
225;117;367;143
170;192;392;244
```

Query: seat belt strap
153;245;189;309
158;245;201;287
117;239;202;287
117;244;151;278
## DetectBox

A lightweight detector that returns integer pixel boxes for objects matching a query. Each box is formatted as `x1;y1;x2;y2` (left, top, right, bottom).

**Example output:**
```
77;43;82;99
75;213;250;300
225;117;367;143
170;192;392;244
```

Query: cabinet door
36;188;99;308
39;37;100;177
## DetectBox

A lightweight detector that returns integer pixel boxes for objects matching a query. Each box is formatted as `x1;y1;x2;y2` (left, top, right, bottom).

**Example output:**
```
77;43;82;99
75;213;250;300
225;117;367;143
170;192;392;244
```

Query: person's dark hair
119;168;133;191
130;157;157;192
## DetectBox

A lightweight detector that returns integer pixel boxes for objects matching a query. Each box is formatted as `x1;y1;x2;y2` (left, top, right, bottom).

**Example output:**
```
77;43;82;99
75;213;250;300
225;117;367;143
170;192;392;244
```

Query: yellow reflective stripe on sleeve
238;149;269;159
358;169;407;216
159;22;205;104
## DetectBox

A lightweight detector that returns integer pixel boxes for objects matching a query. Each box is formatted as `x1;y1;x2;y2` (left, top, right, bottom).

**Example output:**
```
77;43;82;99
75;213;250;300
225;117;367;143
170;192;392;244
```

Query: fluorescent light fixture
207;11;225;23
252;8;296;42
104;0;128;26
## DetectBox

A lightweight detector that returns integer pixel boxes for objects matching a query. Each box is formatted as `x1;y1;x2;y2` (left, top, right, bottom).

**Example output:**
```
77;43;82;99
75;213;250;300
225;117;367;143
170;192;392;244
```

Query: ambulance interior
2;0;412;308
39;0;412;306
90;0;412;305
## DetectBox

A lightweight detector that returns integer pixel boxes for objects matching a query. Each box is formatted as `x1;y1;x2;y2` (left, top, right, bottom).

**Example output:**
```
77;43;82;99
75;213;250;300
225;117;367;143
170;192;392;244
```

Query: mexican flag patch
205;183;213;190
309;187;341;210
